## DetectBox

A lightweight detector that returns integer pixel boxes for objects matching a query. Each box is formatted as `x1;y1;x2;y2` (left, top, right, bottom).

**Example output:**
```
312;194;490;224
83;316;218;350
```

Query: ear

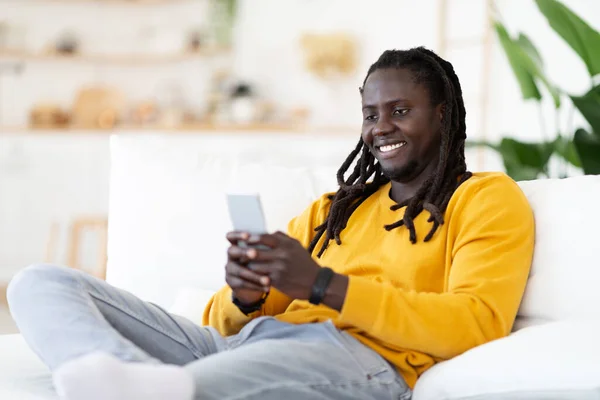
436;103;445;123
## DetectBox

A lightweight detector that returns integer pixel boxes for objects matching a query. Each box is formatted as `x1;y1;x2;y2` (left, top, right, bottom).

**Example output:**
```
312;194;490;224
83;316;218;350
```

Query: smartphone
226;193;268;248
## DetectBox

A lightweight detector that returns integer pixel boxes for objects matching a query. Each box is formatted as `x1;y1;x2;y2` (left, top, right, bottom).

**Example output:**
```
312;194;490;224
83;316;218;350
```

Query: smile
375;141;407;159
377;142;406;153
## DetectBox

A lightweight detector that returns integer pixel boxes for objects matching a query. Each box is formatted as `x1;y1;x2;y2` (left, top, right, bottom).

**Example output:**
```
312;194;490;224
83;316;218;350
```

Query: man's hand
243;232;322;301
225;231;270;306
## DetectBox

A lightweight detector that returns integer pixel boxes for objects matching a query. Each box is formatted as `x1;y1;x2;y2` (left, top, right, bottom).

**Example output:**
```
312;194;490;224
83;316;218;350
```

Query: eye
364;114;377;122
393;108;409;116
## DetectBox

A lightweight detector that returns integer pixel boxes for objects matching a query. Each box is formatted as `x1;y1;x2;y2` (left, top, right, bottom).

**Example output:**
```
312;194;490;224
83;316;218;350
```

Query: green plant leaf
553;135;582;168
498;138;555;180
573;128;600;174
570;85;600;136
494;22;542;102
535;0;600;77
508;166;546;181
516;33;562;107
494;23;560;107
500;138;555;168
225;0;237;19
516;33;560;108
517;34;543;68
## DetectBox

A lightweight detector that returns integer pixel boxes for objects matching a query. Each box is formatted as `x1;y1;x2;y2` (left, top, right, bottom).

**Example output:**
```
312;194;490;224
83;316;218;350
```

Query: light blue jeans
7;264;411;400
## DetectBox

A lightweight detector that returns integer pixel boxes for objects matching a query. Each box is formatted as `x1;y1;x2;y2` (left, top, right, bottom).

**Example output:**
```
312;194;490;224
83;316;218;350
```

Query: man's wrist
231;292;268;315
322;273;349;312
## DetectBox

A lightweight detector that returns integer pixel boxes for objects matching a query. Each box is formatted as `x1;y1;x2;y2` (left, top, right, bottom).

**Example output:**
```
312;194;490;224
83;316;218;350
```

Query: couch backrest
515;175;600;329
107;134;600;326
106;134;356;307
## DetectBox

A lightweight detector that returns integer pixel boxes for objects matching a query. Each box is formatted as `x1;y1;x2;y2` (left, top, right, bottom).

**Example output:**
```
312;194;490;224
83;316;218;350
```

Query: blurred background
0;0;598;332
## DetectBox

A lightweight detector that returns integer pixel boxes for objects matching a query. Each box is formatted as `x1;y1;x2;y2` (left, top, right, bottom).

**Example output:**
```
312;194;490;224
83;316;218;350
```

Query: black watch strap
232;291;268;316
309;267;335;305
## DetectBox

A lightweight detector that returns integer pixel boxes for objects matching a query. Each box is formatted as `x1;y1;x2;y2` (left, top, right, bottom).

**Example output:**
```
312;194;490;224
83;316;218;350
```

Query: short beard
381;160;420;182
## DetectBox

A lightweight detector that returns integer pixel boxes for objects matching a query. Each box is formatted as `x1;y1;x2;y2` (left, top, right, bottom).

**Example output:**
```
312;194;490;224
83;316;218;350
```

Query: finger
247;233;279;249
244;247;280;262
274;231;297;245
244;261;282;276
226;275;268;292
226;261;271;287
226;231;250;245
227;245;247;261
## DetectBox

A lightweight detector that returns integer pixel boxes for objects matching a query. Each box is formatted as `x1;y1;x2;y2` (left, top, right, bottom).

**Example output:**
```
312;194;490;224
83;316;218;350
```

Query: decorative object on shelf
155;81;189;128
204;69;232;124
0;48;230;65
129;100;159;126
29;103;70;129
187;28;205;53
54;31;79;55
300;32;358;79
71;86;125;129
289;106;310;127
230;83;258;125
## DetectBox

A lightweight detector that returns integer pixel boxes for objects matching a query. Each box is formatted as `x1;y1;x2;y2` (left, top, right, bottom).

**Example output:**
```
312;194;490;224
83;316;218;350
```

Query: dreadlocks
308;47;472;258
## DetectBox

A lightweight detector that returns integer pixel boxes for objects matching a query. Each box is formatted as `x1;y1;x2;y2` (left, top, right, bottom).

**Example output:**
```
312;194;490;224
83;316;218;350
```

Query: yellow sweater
203;172;535;388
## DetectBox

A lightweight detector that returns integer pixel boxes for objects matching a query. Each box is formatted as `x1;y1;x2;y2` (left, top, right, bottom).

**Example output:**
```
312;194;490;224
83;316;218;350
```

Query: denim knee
7;264;73;312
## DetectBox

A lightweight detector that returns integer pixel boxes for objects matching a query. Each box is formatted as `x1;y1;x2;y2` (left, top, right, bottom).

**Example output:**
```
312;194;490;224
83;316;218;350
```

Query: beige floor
0;306;18;335
0;284;19;334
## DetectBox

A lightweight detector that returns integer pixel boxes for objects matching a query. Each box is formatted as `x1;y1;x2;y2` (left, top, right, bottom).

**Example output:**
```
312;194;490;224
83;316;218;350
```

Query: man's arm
202;286;291;336
329;177;534;359
202;194;333;336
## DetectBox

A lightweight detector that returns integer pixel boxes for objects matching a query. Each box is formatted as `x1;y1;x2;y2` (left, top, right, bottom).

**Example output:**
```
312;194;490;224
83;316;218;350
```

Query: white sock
53;352;195;400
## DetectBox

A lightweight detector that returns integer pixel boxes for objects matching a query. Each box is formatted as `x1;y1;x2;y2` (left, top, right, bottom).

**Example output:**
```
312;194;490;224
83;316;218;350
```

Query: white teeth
379;142;405;153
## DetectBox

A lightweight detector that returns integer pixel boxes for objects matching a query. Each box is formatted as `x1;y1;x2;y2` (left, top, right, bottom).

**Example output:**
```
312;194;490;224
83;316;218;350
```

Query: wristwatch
231;291;268;316
309;267;335;305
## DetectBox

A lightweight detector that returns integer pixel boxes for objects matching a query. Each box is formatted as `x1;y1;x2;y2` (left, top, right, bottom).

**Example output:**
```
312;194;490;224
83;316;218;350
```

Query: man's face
361;68;442;183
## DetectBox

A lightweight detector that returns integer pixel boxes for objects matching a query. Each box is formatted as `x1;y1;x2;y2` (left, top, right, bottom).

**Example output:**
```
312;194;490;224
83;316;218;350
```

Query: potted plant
471;0;600;180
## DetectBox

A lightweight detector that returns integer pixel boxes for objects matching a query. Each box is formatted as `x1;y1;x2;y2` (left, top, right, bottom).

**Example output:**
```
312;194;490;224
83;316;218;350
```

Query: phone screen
226;193;267;235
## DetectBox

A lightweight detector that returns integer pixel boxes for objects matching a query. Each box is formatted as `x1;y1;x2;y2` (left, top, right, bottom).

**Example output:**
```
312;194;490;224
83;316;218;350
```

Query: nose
372;116;394;137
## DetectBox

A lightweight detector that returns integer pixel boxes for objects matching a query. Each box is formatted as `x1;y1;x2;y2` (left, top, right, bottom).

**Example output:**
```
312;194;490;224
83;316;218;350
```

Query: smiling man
8;47;535;400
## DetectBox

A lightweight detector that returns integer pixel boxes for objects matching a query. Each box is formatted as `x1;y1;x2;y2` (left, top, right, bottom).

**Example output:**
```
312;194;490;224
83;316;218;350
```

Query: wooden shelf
23;0;192;5
0;48;230;65
0;124;356;134
0;124;300;133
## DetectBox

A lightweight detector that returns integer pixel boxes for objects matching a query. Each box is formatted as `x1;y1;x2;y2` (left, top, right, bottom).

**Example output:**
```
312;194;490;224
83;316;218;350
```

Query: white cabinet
0;132;110;275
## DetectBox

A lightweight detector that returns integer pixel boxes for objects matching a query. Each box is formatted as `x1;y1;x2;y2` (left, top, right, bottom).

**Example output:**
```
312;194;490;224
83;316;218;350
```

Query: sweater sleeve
338;176;535;360
202;193;333;336
202;286;292;336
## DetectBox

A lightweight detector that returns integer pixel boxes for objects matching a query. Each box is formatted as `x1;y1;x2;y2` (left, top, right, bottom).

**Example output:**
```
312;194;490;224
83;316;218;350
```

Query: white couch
1;133;600;399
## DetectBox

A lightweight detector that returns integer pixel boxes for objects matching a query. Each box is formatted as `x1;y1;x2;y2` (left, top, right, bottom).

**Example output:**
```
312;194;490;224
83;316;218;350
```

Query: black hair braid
308;47;472;257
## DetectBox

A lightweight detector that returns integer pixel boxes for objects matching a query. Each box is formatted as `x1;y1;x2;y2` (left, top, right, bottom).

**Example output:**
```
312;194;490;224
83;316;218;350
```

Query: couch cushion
413;320;600;400
515;175;600;328
0;334;56;399
106;134;354;308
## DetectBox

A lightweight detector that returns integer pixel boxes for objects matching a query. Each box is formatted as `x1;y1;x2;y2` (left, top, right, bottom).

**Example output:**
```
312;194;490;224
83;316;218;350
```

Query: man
8;47;534;400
